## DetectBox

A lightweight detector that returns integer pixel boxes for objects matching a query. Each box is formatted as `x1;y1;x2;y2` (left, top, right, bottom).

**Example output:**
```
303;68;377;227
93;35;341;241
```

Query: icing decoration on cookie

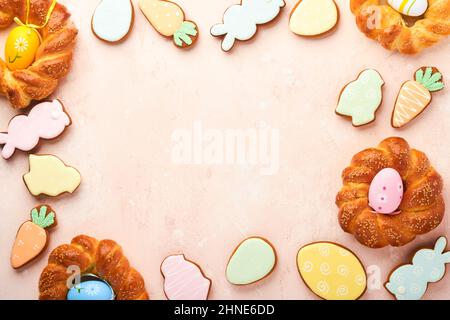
335;69;384;127
139;0;198;48
386;236;450;300
388;0;428;17
10;205;56;269
67;275;115;300
289;0;339;37
391;67;444;128
226;237;277;285
92;0;134;43
0;100;71;160
210;0;285;52
161;255;211;300
368;168;403;214
23;154;81;197
5;25;40;70
297;242;367;300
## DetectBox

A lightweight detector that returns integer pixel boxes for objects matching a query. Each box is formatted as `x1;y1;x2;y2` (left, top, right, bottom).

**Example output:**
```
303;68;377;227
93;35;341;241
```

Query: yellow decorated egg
5;26;40;70
297;242;367;300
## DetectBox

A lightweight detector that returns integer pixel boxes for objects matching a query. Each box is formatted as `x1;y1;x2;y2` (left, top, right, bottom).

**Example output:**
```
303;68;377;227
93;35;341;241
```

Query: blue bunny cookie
386;237;450;300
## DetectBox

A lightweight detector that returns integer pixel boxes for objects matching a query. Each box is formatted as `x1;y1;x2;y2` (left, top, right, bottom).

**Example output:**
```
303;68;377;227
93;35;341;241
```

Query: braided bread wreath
350;0;450;54
336;137;445;248
0;0;77;108
39;235;149;300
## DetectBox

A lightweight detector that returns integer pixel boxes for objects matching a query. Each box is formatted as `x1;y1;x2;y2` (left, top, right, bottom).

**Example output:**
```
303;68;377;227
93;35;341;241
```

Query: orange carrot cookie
11;205;56;269
139;0;198;48
392;67;444;128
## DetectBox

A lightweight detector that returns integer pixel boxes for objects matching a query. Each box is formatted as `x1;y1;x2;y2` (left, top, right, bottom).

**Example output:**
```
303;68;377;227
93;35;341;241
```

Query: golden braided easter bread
0;0;77;108
336;137;444;248
350;0;450;54
39;235;149;300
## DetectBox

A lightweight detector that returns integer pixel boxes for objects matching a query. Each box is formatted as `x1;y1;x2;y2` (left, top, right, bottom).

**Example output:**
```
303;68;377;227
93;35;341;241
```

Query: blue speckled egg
67;280;114;300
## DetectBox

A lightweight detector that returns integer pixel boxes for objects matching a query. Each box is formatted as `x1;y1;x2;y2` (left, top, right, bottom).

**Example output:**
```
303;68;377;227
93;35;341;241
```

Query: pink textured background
0;0;449;300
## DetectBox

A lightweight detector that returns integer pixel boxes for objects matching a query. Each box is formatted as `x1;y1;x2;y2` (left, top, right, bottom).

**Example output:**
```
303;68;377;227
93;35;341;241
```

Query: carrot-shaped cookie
392;67;444;128
139;0;198;48
11;205;56;269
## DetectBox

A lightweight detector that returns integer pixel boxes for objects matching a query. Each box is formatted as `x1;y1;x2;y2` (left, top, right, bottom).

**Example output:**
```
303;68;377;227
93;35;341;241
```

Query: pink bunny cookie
0;100;71;159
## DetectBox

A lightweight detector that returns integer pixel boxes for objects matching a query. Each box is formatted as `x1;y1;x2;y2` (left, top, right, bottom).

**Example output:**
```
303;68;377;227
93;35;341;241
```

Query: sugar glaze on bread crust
0;0;78;108
39;235;149;300
336;137;445;248
350;0;450;54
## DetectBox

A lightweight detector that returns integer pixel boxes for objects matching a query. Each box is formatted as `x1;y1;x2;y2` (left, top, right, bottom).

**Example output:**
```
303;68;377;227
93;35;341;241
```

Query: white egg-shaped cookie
387;0;428;17
92;0;134;43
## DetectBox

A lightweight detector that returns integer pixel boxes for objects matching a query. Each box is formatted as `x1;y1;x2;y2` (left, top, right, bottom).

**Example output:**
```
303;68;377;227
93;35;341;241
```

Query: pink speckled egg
368;168;403;214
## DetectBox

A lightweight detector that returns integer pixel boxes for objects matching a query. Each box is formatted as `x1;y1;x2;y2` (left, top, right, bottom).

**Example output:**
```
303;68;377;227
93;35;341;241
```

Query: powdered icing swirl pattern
297;242;366;300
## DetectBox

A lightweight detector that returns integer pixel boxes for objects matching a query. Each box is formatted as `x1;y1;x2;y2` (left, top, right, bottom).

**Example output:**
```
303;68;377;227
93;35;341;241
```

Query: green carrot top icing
31;205;55;229
173;21;198;47
415;67;445;92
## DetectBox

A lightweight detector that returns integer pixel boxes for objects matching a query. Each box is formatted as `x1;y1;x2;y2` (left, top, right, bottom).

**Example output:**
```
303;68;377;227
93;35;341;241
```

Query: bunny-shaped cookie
211;0;285;52
386;237;450;300
0;100;71;159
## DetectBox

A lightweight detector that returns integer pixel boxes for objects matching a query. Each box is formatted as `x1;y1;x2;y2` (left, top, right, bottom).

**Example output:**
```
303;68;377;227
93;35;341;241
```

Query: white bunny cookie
211;0;285;52
386;237;450;300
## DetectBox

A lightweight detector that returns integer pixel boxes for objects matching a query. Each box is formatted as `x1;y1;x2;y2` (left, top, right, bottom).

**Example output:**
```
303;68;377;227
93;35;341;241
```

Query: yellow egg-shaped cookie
5;26;41;70
297;242;367;300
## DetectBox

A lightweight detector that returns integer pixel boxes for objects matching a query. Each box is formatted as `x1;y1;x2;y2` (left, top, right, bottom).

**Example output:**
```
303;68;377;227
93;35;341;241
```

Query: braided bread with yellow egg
336;137;444;248
0;0;77;108
350;0;450;54
39;235;149;300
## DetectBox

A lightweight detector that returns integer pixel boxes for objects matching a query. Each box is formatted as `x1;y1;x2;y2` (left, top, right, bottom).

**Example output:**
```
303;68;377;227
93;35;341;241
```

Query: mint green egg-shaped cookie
226;237;277;285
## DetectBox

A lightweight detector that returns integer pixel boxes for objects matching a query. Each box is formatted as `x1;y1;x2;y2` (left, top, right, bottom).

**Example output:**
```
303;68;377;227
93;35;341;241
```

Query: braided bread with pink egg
336;137;444;248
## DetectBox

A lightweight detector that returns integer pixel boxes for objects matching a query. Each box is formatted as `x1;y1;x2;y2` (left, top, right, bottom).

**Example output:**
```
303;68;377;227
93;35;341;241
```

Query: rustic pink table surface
0;0;449;300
